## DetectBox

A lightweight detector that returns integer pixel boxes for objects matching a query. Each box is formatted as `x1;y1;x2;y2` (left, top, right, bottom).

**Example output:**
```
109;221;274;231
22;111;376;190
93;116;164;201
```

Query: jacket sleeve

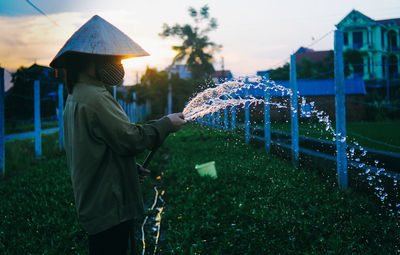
90;91;173;156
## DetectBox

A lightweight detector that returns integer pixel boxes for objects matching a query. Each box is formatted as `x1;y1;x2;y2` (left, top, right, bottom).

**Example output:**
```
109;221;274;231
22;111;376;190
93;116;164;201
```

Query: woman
50;15;185;254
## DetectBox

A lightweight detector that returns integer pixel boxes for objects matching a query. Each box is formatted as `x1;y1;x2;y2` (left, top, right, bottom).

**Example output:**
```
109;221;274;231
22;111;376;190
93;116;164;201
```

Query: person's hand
167;112;186;132
137;165;151;184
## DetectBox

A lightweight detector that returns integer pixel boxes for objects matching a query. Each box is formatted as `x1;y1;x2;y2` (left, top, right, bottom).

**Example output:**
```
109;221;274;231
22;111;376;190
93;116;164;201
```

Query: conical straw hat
50;15;149;68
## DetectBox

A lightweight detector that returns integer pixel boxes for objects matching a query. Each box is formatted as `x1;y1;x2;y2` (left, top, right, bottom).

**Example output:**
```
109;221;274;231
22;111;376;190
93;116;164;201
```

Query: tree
344;49;367;78
269;63;290;80
159;5;221;80
269;51;334;80
5;64;63;122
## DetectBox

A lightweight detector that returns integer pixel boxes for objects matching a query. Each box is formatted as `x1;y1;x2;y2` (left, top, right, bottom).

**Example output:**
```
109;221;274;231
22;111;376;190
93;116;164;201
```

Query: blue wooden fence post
231;106;236;130
245;101;250;143
34;80;41;158
211;112;216;129
208;113;211;127
0;68;5;175
132;92;137;123
216;110;220;129
290;54;299;167
58;84;64;151
264;85;271;152
224;107;228;130
334;29;348;188
168;84;172;114
113;86;117;99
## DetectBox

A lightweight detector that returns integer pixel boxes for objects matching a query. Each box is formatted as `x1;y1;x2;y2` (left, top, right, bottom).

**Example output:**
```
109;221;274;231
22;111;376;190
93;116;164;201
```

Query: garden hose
142;149;156;168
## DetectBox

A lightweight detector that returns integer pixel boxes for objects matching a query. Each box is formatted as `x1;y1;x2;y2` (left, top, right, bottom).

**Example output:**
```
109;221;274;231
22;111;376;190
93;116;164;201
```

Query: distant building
22;63;62;101
211;70;233;84
336;9;400;81
256;70;272;78
6;63;64;121
294;47;332;66
165;64;191;79
256;47;332;79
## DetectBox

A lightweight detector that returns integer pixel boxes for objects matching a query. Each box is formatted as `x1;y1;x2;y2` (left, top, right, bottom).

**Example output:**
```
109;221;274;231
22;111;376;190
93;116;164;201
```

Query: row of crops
0;126;399;254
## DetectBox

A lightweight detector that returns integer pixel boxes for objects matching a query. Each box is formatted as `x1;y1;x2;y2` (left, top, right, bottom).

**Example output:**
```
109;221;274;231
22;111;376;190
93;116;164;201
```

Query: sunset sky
1;0;399;90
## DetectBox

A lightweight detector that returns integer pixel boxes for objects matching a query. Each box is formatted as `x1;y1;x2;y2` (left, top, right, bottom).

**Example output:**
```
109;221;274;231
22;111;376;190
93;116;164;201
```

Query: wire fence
194;29;400;203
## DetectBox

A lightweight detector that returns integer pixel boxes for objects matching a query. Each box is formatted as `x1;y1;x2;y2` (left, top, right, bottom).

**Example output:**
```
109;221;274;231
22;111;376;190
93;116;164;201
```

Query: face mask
96;62;125;86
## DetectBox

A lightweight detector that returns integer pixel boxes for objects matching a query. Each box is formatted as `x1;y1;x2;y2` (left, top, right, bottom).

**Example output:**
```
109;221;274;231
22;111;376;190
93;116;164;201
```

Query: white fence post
0;68;5;175
231;106;236;131
224;107;228;130
216;110;220;129
168;84;172;114
34;80;41;158
264;86;271;152
58;83;64;151
132;92;137;123
334;29;348;188
245;101;250;143
290;54;299;167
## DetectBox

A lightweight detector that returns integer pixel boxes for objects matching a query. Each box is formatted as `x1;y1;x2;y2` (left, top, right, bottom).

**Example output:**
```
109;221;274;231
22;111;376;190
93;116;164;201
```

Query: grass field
5;121;59;135
158;126;399;254
1;126;399;254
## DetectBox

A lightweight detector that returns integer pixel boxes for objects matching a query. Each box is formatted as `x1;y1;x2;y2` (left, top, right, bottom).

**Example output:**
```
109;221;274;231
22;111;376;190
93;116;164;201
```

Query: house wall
339;11;400;81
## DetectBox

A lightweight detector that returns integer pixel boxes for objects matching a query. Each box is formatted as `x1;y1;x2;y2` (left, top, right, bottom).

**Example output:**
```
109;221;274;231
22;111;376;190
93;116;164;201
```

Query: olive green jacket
64;74;172;235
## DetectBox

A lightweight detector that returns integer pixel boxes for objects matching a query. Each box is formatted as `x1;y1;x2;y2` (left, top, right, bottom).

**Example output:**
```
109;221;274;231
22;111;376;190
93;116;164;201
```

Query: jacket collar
78;73;106;88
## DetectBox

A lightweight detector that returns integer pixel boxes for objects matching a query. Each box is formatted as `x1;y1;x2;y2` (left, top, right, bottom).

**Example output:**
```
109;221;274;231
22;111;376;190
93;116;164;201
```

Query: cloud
0;10;180;86
0;12;88;69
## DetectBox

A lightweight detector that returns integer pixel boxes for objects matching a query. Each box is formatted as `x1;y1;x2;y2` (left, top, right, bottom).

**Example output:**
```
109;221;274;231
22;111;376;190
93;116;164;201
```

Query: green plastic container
195;161;217;178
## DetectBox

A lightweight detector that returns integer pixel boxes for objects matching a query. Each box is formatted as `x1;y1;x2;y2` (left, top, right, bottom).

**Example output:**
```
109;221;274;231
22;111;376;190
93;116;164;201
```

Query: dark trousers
89;220;134;255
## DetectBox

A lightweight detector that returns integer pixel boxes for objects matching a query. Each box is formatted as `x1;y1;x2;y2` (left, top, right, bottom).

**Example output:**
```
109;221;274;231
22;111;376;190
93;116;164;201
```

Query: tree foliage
131;67;199;118
5;65;64;122
343;49;367;77
268;50;368;80
159;5;221;80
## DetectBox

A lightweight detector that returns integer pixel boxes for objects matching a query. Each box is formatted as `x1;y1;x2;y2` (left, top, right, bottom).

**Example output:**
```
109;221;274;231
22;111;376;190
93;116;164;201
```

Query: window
353;31;363;49
367;57;371;74
344;32;348;45
388;31;398;51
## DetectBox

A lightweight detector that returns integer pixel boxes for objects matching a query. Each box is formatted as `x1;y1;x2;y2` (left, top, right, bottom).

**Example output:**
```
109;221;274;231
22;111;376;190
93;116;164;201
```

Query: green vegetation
1;126;399;254
5;121;59;135
0;133;160;254
0;133;86;254
267;120;400;153
132;67;203;120
160;126;399;254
